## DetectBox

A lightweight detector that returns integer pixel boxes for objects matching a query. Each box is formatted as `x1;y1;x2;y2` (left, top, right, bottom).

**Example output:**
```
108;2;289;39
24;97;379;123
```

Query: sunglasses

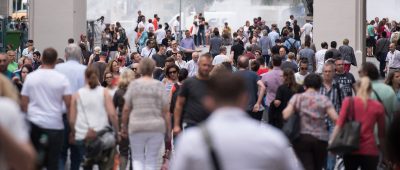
300;67;308;70
105;76;113;79
168;70;177;74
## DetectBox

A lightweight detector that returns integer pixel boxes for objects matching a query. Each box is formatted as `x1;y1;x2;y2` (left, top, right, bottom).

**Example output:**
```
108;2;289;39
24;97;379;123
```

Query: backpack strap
200;124;222;170
372;89;390;120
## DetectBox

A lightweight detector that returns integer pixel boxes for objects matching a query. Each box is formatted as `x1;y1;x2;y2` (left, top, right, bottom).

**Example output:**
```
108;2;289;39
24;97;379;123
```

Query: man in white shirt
171;73;300;170
315;42;328;74
295;59;309;85
146;18;155;32
141;39;156;58
386;43;400;74
187;52;199;77
155;24;166;45
22;40;39;58
212;46;230;65
302;20;313;38
0;97;35;170
173;16;181;40
21;47;72;170
55;44;87;170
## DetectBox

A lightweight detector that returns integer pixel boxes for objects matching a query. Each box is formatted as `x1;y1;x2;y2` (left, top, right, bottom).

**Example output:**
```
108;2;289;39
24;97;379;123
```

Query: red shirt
337;97;385;156
153;18;158;30
257;68;268;76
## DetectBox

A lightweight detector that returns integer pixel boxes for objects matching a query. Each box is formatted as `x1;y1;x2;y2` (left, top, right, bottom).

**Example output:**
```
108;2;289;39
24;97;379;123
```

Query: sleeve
275;86;284;101
178;79;190;98
376;103;386;138
20;76;30;96
337;97;350;127
123;83;134;109
63;77;72;95
288;94;298;107
350;74;356;85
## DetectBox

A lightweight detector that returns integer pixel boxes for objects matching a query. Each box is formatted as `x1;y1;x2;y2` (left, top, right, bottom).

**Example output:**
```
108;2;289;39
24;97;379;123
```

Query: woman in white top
140;39;156;58
175;51;187;69
69;67;119;170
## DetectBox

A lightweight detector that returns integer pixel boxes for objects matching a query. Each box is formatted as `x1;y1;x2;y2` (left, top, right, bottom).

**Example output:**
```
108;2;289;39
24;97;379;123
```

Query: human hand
85;128;97;141
252;104;260;112
173;126;181;137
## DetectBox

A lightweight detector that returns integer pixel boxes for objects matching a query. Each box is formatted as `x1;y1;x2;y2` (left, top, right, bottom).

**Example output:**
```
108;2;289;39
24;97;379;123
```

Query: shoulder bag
201;124;222;170
282;94;302;142
328;97;361;154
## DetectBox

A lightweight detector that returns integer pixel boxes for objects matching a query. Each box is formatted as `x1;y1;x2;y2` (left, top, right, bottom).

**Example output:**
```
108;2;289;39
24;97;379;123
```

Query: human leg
144;132;164;170
130;133;148;170
293;134;315;170
44;129;64;170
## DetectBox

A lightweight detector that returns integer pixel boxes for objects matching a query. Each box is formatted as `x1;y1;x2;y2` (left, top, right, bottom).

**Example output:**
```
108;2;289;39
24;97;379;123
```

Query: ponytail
356;77;372;107
85;66;100;89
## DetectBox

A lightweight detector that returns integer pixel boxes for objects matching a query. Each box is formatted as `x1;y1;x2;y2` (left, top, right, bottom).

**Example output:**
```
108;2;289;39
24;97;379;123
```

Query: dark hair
385;70;400;87
385;114;400;164
382;31;387;38
165;57;175;63
207;73;246;104
331;41;337;48
304;73;322;90
250;60;260;72
361;62;380;80
68;38;74;44
158;24;162;29
272;55;282;67
256;56;265;65
85;66;100;89
304;41;311;47
321;42;328;49
213;28;220;36
27;40;34;44
221;62;233;72
79;43;87;51
130;52;139;59
33;51;41;56
42;48;58;65
283;68;300;92
238;56;249;69
19;64;33;79
165;64;180;79
300;58;309;65
178;68;189;82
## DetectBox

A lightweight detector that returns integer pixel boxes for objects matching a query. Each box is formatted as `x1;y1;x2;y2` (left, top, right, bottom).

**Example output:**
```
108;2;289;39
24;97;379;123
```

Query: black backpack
170;83;181;113
286;39;298;55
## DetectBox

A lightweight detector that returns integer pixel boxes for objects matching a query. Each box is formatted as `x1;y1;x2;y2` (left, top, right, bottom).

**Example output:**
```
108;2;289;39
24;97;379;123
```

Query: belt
389;67;400;70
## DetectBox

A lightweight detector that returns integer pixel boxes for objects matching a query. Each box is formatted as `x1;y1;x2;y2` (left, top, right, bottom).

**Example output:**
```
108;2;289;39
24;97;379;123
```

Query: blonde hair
356;77;372;107
118;69;134;89
0;74;19;103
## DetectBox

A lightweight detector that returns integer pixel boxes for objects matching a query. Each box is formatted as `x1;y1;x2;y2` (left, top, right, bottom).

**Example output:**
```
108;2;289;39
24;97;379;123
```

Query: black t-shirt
275;84;304;108
294;25;301;40
231;43;245;62
334;72;355;97
235;70;260;112
152;53;167;68
271;45;289;55
92;62;107;83
162;37;175;47
179;77;210;124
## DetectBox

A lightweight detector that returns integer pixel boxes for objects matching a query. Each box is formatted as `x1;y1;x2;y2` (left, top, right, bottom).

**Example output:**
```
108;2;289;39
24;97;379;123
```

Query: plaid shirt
320;81;345;129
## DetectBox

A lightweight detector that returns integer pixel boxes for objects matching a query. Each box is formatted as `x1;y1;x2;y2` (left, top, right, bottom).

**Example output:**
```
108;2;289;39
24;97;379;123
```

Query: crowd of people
1;11;400;170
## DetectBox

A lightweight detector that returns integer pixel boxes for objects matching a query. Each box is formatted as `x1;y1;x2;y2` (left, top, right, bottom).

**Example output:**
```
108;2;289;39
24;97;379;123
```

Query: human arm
104;89;119;140
282;95;299;120
253;80;266;112
68;94;78;144
173;96;186;136
20;96;29;113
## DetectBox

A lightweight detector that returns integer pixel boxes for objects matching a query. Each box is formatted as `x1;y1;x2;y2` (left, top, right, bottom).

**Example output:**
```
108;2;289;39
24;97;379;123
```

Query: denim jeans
326;125;336;170
378;52;388;77
60;114;84;170
197;29;206;46
129;132;164;170
30;122;64;170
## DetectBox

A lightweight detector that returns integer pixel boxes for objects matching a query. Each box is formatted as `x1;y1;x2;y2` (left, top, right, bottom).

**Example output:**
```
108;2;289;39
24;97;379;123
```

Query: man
271;39;289;56
386;43;400;74
281;21;293;36
153;14;159;30
244;46;256;60
162;30;175;47
235;56;266;120
55;44;87;170
376;31;391;77
284;33;300;57
301;20;313;37
173;16;181;40
0;97;36;170
231;38;245;64
293;20;301;41
187;52;199;77
319;62;344;170
155;24;166;45
21;48;72;170
298;41;316;73
295;59;309;85
180;30;198;61
268;27;280;46
22;40;39;58
6;50;18;73
287;15;295;26
209;29;223;58
279;47;288;61
359;62;398;125
325;41;341;61
32;51;42;70
281;52;298;72
92;52;108;83
170;73;299;170
173;53;213;135
259;30;273;64
67;38;74;45
338;39;357;72
261;56;284;114
0;53;14;79
145;19;154;32
155;57;175;81
212;46;230;65
152;44;168;68
334;58;356;97
315;42;328;74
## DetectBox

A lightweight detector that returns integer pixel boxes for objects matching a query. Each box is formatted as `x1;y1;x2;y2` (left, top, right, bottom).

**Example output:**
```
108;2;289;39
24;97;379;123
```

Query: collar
272;67;281;70
66;60;80;64
210;107;247;119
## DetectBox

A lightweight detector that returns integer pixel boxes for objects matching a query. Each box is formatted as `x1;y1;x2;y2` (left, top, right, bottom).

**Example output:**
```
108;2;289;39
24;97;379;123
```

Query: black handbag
328;97;361;154
282;95;302;142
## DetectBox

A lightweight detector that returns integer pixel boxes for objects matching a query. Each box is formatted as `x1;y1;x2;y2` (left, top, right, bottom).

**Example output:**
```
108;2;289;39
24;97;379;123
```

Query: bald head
238;55;249;69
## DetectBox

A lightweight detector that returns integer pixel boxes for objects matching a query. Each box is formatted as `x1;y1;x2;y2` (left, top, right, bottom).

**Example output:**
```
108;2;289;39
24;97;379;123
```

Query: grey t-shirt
298;48;315;72
210;36;223;55
92;61;107;83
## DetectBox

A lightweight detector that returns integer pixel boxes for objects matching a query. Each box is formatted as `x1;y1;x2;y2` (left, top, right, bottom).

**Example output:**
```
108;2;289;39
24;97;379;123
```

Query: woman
121;58;171;170
174;51;187;69
69;67;119;170
15;64;33;90
80;34;91;52
88;46;101;65
107;59;120;76
113;69;135;170
166;41;180;56
386;70;400;101
270;69;303;128
79;43;92;65
102;28;112;52
102;71;118;97
162;65;179;95
330;77;385;170
283;73;338;170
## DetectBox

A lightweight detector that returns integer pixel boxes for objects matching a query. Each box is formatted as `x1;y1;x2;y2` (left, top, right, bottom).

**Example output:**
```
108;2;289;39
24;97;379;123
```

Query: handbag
78;94;116;160
282;94;302;142
328;97;361;154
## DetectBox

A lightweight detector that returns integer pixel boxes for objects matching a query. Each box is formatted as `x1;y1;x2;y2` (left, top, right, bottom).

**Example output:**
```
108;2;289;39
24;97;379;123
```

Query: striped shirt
320;81;345;129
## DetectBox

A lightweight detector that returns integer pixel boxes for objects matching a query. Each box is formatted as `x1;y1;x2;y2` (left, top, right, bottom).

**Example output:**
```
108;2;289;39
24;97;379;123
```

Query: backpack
286;39;298;55
170;83;181;113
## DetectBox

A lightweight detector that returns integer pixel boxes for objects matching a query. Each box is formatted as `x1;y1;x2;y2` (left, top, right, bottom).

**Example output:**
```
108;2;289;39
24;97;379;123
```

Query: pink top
337;97;385;156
